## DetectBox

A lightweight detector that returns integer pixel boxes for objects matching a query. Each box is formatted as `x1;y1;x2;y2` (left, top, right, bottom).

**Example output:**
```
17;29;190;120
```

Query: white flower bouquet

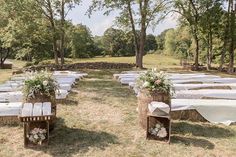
136;68;173;95
149;122;168;138
23;71;59;100
27;128;47;145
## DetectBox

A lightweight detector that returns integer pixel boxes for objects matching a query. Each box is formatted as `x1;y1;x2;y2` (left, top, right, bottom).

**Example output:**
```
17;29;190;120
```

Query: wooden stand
19;103;54;147
23;121;50;147
146;114;171;143
138;90;171;129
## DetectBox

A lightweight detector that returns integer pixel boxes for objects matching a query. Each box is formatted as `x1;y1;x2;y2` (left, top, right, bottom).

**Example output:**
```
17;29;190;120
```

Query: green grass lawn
0;69;236;157
41;54;181;70
0;55;236;156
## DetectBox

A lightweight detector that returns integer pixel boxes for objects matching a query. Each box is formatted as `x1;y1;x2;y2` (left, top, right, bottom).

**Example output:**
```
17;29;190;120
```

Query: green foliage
175;26;193;59
69;24;98;58
23;71;59;100
102;27;135;57
156;29;171;51
164;29;176;55
145;34;158;53
0;0;53;62
102;28;127;57
102;27;157;57
0;0;234;70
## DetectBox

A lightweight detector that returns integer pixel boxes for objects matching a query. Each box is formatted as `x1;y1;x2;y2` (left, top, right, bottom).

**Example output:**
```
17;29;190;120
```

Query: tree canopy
0;0;235;73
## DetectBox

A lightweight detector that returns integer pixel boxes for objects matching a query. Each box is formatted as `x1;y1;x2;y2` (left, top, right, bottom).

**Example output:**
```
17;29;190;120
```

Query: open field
0;69;236;157
1;54;235;83
1;54;181;83
41;54;181;69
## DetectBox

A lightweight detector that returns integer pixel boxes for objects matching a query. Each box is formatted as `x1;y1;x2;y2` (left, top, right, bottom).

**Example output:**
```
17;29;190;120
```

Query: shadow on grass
172;121;235;138
171;135;215;150
61;99;78;106
35;118;119;157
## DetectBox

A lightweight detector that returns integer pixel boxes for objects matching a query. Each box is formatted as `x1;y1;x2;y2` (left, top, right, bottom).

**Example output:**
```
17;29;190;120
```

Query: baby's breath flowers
136;69;174;95
23;71;59;100
149;122;168;138
27;128;47;145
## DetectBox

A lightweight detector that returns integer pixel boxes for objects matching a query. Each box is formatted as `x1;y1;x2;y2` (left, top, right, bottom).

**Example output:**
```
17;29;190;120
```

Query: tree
0;0;53;64
0;0;11;68
175;26;192;60
174;0;202;69
198;0;223;70
35;0;80;65
228;0;235;73
145;34;158;52
219;1;231;71
0;47;10;68
58;0;81;65
102;28;127;56
35;0;60;64
69;24;97;58
89;0;168;68
156;29;172;51
164;29;176;55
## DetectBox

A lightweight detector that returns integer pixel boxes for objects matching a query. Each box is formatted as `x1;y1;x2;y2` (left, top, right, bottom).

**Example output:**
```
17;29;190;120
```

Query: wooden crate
19;102;54;147
24;121;49;147
146;115;171;143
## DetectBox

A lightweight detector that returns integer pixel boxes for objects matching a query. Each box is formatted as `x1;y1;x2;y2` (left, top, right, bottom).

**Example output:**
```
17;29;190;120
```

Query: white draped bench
149;99;236;125
175;89;236;99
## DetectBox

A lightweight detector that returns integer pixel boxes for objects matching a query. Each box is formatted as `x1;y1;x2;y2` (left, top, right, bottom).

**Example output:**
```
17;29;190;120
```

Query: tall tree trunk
60;0;65;65
193;31;199;70
0;48;3;69
0;48;9;69
219;1;231;71
207;34;210;70
189;0;199;70
127;1;139;67
207;29;213;70
209;31;213;68
138;28;146;69
228;0;235;73
138;0;149;69
47;0;59;65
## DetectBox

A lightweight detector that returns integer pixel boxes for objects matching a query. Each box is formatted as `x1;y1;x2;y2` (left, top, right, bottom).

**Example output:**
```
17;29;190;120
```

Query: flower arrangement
136;69;173;94
149;122;168;138
27;128;47;145
23;71;59;100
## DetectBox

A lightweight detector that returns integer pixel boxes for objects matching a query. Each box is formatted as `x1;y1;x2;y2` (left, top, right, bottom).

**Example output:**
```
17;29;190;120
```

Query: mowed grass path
1;69;236;157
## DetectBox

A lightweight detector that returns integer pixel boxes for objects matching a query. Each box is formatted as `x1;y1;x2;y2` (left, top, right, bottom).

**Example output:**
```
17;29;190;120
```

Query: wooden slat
21;103;33;117
33;103;42;116
43;102;51;115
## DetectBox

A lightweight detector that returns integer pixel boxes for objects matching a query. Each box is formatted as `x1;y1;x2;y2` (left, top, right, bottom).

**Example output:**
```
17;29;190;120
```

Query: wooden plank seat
19;102;54;122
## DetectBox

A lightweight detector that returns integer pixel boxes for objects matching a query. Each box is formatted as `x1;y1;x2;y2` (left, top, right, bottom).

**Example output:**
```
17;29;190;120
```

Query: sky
67;1;178;36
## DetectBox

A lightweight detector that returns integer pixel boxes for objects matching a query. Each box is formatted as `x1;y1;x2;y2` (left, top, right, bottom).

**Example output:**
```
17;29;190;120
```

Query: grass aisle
0;69;236;157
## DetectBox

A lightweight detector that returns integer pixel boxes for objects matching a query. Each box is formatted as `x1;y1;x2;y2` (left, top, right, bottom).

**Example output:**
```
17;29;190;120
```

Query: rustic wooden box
146;115;171;143
24;121;49;147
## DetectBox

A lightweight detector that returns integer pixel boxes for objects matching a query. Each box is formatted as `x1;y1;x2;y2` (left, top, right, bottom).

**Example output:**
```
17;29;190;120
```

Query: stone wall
24;62;135;71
